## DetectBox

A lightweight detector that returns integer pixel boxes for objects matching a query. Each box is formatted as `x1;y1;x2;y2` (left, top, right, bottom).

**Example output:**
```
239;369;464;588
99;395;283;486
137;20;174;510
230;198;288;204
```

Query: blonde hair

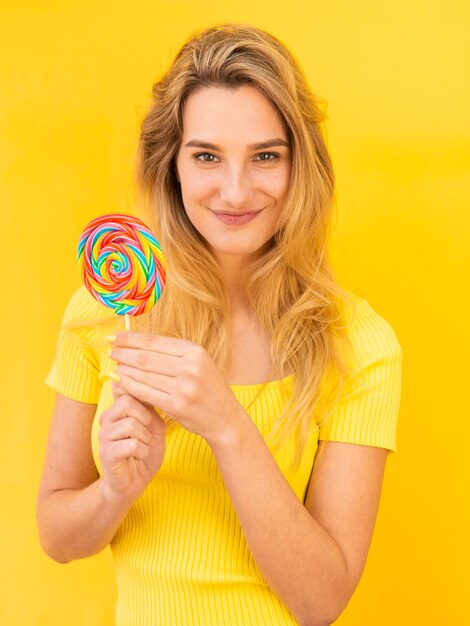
65;22;362;475
132;21;365;474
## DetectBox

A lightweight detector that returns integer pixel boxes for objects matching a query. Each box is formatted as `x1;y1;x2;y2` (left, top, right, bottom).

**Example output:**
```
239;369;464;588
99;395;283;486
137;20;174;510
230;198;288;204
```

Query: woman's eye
257;152;279;161
194;152;216;162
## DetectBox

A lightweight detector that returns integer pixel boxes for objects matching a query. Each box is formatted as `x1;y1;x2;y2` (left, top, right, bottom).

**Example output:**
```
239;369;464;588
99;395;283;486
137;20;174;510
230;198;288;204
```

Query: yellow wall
1;1;468;624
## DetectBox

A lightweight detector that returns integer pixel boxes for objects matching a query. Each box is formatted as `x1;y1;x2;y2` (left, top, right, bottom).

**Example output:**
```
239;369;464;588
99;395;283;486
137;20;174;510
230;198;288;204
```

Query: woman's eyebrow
184;138;290;150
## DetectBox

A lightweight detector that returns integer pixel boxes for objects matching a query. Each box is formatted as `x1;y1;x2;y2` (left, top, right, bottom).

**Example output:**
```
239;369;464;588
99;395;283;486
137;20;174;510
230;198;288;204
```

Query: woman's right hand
98;394;167;506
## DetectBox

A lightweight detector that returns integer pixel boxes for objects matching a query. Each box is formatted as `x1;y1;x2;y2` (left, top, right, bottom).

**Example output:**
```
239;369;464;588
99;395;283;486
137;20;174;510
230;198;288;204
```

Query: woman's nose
218;165;252;208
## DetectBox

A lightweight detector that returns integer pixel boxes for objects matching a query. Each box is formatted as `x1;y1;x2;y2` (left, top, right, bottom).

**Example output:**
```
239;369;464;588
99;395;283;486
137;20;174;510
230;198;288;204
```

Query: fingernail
107;349;114;358
104;334;117;342
108;372;121;382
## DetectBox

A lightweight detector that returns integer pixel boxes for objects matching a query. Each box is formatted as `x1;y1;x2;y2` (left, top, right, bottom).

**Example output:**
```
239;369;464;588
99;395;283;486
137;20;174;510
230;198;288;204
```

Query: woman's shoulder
62;285;103;318
339;288;403;364
62;285;115;323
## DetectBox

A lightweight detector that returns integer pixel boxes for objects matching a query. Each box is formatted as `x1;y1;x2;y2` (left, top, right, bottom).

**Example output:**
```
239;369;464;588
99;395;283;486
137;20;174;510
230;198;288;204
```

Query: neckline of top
229;372;294;391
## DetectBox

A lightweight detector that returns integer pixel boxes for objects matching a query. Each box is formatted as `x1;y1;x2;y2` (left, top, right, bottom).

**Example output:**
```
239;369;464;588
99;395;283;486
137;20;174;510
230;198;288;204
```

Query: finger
111;331;190;356
111;383;127;401
106;416;152;446
112;389;167;431
109;346;180;378
104;438;150;462
101;393;153;428
109;371;170;411
115;363;176;395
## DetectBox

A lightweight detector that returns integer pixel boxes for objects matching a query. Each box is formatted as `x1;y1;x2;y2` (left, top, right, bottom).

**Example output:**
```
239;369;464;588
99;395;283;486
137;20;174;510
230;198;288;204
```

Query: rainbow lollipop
77;213;166;330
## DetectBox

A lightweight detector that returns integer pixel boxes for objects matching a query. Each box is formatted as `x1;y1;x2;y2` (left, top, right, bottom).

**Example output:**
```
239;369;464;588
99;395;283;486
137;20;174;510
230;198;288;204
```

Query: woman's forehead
181;85;288;145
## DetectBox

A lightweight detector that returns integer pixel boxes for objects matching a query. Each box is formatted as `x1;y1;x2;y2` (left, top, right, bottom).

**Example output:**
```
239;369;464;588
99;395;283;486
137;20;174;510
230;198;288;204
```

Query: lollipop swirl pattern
77;213;166;316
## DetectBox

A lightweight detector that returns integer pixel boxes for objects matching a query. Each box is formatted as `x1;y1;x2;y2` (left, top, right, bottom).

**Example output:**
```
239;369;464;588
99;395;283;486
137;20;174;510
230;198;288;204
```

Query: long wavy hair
126;21;363;475
64;22;362;475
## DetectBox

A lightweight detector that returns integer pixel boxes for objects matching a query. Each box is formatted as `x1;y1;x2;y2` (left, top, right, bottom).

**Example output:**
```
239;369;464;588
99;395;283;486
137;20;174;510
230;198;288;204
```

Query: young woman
37;23;403;626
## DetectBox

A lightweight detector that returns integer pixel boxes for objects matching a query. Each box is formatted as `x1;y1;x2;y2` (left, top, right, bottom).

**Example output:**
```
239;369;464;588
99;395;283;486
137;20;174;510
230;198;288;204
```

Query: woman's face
175;85;292;268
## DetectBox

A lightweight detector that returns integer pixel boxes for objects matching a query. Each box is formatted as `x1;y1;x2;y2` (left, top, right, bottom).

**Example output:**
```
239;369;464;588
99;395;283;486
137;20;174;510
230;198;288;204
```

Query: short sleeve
44;286;112;403
318;299;403;454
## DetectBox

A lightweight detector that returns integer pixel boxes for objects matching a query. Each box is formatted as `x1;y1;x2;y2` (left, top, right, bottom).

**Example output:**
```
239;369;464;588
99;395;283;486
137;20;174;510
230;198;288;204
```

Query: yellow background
1;1;468;624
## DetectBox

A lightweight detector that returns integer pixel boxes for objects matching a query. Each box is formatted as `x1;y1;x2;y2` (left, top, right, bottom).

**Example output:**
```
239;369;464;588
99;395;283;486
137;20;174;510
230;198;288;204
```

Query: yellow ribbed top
44;286;403;626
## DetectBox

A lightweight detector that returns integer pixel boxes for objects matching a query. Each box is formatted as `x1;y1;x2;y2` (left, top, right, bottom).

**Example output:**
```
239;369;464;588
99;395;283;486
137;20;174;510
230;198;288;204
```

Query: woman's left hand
107;332;243;446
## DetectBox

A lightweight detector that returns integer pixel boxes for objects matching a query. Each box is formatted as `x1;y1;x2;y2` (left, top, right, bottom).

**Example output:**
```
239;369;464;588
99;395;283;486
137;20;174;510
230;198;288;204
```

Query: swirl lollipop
77;213;166;330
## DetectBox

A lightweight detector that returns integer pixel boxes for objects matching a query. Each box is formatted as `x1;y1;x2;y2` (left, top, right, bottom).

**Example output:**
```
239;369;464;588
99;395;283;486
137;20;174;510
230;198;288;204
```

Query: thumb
110;381;126;401
149;404;172;428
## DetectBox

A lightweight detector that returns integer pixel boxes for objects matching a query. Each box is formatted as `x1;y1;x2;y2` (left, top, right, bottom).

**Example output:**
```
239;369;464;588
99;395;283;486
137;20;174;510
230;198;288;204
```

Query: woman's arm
206;409;387;626
36;393;135;563
37;478;134;563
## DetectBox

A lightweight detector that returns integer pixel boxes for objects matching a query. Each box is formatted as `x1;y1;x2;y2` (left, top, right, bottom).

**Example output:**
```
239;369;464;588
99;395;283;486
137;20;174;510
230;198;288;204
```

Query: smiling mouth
210;210;263;226
211;209;264;216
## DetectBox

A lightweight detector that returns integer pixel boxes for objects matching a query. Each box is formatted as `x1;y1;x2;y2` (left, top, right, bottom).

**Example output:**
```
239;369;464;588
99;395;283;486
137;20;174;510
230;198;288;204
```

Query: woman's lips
211;210;262;225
